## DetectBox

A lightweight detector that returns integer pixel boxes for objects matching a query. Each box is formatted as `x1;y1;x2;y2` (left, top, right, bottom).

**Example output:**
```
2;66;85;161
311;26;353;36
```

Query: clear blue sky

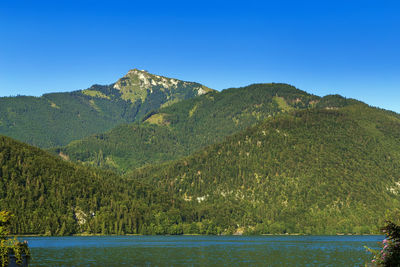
1;0;399;112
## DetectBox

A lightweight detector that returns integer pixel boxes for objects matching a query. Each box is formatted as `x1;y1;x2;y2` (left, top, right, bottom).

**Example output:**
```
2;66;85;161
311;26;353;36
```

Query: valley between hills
1;68;400;235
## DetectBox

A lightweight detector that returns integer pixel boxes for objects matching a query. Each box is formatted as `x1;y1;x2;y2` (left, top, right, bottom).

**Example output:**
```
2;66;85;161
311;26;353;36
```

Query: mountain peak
112;68;213;103
128;68;148;73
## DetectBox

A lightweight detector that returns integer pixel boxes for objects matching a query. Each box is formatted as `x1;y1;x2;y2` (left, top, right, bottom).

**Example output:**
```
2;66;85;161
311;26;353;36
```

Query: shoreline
14;233;384;237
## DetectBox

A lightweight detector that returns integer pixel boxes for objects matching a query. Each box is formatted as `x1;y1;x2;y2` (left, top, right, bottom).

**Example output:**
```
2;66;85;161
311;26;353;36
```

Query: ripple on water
23;235;382;266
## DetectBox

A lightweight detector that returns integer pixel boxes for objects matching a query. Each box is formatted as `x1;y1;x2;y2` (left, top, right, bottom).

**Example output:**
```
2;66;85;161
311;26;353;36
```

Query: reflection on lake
23;235;381;266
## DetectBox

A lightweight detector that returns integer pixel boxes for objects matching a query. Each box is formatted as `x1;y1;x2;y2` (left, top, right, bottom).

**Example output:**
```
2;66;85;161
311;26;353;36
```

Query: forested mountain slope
129;104;400;234
2;92;399;235
0;69;211;148
0;135;202;235
57;83;334;172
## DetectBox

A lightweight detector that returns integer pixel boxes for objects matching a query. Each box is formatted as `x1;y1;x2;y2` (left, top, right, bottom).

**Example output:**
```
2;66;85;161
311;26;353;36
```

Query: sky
0;0;399;112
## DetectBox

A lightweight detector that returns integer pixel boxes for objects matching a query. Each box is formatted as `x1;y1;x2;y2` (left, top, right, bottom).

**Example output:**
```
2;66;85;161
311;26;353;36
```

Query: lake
22;235;381;266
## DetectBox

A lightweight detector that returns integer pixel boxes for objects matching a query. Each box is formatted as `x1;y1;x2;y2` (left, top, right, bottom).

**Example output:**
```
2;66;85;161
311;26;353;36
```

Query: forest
0;69;209;148
56;83;346;172
1;80;400;235
129;105;400;234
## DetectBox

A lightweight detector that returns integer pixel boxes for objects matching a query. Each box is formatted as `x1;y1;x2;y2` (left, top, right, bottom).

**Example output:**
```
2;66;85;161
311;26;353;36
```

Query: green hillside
2;87;400;235
57;83;324;172
0;69;211;148
129;104;400;234
0;135;207;235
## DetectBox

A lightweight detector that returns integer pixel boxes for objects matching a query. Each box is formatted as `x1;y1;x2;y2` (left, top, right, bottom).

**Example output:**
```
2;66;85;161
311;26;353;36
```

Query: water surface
23;235;382;266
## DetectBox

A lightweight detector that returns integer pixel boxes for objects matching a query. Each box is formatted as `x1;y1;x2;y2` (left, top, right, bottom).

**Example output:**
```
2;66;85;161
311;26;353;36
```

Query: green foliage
129;105;400;234
366;221;400;266
53;123;187;172
0;238;30;267
0;211;11;239
0;88;130;148
2;81;400;236
0;70;211;148
315;94;360;109
0;135;203;236
0;211;30;267
381;222;400;266
59;83;322;172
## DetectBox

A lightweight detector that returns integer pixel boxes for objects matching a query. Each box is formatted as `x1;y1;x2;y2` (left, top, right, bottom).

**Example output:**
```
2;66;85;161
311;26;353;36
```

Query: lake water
22;235;382;266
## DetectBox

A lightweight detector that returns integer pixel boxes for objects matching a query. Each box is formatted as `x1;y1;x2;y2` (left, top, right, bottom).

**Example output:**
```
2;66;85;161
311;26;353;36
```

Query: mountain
56;83;326;172
0;69;212;148
2;77;400;235
0;134;206;235
129;104;400;234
